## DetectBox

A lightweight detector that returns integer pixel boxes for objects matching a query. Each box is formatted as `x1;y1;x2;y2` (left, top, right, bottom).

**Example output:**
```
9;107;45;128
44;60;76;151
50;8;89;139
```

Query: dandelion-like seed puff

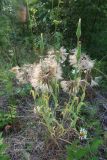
69;48;94;71
78;55;95;71
69;54;77;66
60;47;69;63
11;54;62;93
61;79;80;95
29;55;62;93
10;64;33;84
69;48;77;66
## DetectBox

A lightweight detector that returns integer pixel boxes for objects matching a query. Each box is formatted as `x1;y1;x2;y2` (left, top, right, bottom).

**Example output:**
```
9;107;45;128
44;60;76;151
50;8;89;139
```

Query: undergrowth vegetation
0;1;107;160
0;133;10;160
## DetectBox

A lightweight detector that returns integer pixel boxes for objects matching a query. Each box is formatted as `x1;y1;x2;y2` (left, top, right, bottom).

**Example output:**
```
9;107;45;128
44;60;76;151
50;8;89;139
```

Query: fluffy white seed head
60;47;69;63
29;55;62;93
69;54;77;66
78;55;95;71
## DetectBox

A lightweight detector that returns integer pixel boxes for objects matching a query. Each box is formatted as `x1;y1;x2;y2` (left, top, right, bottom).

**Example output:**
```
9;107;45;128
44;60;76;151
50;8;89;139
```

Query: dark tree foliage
0;0;107;66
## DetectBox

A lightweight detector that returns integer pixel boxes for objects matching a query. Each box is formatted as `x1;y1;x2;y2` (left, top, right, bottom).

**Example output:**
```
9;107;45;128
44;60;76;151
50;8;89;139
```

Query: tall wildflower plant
62;19;88;128
32;19;86;139
12;19;95;143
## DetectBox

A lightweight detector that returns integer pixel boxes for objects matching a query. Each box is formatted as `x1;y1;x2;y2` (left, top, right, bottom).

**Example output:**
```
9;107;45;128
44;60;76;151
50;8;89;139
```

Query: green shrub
66;139;102;160
1;0;107;65
0;133;10;160
0;105;16;130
